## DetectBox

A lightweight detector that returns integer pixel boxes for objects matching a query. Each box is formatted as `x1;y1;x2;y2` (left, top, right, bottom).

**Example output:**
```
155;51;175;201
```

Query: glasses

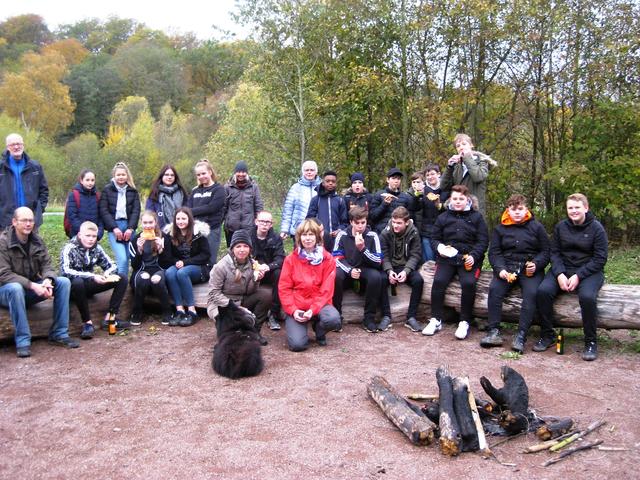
257;220;272;224
8;143;23;147
17;218;35;224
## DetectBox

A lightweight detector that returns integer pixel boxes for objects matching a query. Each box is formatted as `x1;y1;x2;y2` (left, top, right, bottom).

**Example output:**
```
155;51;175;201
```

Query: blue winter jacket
66;182;104;240
306;184;348;234
279;175;321;236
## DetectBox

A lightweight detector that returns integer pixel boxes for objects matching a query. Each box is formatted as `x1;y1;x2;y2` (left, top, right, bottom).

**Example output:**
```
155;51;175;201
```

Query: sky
1;0;249;40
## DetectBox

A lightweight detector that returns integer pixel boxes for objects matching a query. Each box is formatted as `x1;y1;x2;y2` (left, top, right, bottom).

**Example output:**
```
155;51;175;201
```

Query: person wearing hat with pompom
223;161;264;247
207;229;271;345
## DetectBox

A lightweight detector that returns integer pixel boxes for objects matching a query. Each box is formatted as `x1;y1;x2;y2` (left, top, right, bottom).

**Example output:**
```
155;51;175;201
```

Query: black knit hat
229;229;253;251
350;172;365;183
234;161;248;173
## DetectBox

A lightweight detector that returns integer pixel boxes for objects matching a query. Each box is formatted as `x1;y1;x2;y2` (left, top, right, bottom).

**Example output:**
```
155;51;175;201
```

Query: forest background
0;0;638;245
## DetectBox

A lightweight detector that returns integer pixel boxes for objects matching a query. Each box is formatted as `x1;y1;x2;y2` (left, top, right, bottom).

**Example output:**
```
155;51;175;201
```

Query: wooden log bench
2;262;638;343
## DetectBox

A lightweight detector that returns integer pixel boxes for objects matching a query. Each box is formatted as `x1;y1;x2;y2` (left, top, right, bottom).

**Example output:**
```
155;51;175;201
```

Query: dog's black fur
212;301;264;379
480;366;529;434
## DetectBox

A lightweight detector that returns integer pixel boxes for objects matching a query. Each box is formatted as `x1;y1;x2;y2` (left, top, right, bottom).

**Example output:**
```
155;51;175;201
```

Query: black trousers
487;271;543;333
131;269;170;314
261;267;282;316
382;267;423;319
70;274;128;322
430;263;478;323
537;271;604;344
333;267;385;322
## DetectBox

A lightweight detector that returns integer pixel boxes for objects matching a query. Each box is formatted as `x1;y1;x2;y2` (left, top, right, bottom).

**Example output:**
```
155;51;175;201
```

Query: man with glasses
0;133;49;229
251;211;286;330
0;207;79;357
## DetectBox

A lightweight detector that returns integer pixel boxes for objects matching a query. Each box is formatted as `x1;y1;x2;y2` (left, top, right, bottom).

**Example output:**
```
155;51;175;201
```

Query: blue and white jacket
279;175;321;236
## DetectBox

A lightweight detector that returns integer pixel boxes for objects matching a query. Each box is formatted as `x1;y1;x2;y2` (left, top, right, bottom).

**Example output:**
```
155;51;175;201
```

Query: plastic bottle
556;329;564;354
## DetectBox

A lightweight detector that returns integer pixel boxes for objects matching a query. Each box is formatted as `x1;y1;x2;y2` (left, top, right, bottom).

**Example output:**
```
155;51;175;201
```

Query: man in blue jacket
306;170;348;251
533;193;608;361
0;133;49;229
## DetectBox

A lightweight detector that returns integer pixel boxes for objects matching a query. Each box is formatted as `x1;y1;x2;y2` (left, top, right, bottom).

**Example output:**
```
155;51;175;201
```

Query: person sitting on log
60;221;130;339
423;184;489;340
332;206;388;333
251;210;286;331
379;206;425;333
279;219;341;351
533;193;608;361
480;194;550;352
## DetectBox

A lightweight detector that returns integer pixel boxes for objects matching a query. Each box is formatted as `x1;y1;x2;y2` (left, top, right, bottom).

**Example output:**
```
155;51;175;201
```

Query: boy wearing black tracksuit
332;207;388;333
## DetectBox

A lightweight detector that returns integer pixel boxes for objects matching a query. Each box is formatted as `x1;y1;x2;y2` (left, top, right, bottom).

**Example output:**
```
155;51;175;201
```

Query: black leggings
430;263;479;322
70;274;128;321
334;267;385;322
487;272;543;332
131;269;170;314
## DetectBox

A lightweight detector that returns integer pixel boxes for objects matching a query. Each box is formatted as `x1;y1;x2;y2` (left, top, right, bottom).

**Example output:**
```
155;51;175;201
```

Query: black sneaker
179;311;199;327
161;313;173;326
316;335;327;346
582;342;598;361
511;331;526;353
378;316;392;332
404;317;425;332
48;336;80;349
16;346;31;358
480;328;504;348
362;320;377;333
267;312;281;331
128;313;143;327
532;335;555;352
80;323;95;340
168;312;183;327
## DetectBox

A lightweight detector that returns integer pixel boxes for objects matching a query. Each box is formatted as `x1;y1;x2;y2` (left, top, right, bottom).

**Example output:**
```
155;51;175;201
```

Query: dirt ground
1;316;639;480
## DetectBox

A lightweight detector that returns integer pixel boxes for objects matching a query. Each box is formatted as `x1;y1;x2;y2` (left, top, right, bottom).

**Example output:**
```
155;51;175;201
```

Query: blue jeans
165;264;205;307
208;225;222;265
108;219;131;275
422;237;435;262
0;277;71;347
285;304;341;352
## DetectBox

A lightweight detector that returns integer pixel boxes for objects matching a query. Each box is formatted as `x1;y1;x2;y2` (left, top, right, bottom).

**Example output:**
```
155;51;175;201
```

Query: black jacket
250;226;286;271
332;225;383;274
0;150;49;228
306;184;348;233
431;201;489;267
380;219;423;274
99;181;141;232
369;187;415;234
343;188;372;212
419;185;449;238
489;212;550;275
165;220;211;279
550;211;608;279
128;231;175;284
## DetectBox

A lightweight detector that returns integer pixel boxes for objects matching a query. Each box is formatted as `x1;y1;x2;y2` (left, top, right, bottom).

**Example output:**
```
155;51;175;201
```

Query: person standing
343;172;372;213
223;161;264;247
306;170;348;251
280;160;321;242
65;169;103;240
418;164;448;262
251;211;286;331
533;193;608;361
188;159;225;265
0;207;79;357
369;168;414;234
0;133;49;229
146;165;188;229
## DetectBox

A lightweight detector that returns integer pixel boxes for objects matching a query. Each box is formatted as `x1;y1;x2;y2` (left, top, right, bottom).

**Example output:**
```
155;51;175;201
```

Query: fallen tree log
420;261;640;329
436;366;462;455
452;377;479;452
536;418;574;441
366;376;436;446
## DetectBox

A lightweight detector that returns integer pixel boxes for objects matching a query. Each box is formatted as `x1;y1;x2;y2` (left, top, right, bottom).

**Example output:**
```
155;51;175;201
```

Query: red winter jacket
279;248;336;316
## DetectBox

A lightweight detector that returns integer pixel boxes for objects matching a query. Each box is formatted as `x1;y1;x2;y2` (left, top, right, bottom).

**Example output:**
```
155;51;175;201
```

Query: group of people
0;132;608;362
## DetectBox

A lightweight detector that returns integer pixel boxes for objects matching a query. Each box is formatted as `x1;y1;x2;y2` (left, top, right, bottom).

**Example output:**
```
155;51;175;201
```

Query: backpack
63;189;100;238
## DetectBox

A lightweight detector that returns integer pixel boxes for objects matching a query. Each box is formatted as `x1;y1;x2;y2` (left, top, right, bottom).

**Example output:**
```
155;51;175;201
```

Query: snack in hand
141;228;156;240
105;274;122;283
426;192;439;201
506;272;518;283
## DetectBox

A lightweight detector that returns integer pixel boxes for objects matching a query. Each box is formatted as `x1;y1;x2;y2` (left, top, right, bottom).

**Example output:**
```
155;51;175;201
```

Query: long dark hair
171;207;194;247
148;164;187;202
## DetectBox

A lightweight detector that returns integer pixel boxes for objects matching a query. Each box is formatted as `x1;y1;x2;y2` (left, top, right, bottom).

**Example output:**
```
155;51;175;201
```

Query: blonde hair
79;221;98;232
567;193;589;208
112;162;136;189
194;159;217;183
453;133;474;148
294;219;323;248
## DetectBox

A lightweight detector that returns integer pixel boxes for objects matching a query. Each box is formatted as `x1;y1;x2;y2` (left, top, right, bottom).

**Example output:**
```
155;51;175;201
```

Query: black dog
212;301;264;379
480;366;529;434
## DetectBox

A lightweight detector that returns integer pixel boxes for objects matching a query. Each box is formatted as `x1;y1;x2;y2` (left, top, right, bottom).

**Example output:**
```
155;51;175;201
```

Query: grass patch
499;351;522;360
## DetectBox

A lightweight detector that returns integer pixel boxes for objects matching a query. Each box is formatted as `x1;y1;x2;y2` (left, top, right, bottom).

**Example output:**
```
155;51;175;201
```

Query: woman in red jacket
279;219;341;351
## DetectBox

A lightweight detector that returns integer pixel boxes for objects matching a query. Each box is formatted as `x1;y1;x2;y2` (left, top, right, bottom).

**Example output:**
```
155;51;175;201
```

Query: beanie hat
350;172;365;183
229;229;253;251
234;161;248;173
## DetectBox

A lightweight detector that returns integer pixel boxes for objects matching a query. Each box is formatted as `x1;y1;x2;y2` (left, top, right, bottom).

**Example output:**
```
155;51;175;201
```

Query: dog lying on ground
212;301;264;379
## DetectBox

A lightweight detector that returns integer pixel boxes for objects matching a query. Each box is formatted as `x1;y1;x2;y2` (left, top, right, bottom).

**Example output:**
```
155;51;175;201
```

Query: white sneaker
455;321;470;340
422;317;442;336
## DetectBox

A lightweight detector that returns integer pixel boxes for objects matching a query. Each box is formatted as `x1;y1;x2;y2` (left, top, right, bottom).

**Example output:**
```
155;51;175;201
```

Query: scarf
8;155;26;208
158;184;182;223
113;180;128;220
298;245;324;265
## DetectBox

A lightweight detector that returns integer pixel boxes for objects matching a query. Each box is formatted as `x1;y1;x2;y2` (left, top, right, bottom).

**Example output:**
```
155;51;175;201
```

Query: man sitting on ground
0;207;79;357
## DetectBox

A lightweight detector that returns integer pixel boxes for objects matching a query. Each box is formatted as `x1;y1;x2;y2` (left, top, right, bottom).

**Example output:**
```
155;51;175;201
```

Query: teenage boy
60;221;130;339
407;172;425;231
423;185;488;340
480;195;550;352
533;193;608;361
251;210;286;330
332;207;388;333
369;167;414;234
380;206;424;332
344;172;372;213
441;133;496;217
306;170;348;251
419;164;448;262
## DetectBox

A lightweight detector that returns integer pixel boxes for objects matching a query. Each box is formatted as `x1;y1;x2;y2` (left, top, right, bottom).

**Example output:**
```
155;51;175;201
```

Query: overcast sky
1;0;249;40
